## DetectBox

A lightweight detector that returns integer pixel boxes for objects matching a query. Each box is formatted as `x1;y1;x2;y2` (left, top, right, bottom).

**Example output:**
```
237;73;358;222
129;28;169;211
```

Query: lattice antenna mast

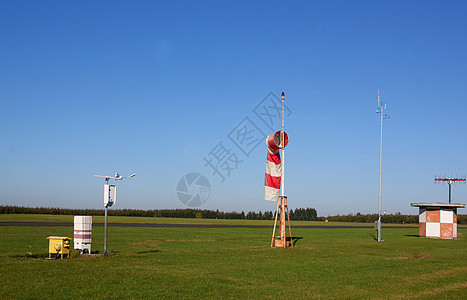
376;89;389;242
435;175;466;203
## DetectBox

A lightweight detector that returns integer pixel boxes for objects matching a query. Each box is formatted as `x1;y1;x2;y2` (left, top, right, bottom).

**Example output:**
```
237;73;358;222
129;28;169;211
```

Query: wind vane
434;175;466;203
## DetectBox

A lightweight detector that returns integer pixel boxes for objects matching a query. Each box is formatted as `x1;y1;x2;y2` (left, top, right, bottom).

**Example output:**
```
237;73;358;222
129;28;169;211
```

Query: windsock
264;130;288;201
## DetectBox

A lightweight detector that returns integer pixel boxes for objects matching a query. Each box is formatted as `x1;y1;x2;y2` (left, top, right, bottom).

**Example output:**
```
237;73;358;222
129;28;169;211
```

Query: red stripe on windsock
265;173;281;189
267;130;288;151
267;150;281;165
265;131;283;201
267;135;280;151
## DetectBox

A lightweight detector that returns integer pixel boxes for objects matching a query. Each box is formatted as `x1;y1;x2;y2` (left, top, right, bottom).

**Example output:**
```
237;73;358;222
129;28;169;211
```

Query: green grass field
0;215;466;299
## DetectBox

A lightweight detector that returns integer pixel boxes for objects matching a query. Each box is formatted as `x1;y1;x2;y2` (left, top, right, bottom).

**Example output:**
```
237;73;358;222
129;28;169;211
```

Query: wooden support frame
271;196;293;247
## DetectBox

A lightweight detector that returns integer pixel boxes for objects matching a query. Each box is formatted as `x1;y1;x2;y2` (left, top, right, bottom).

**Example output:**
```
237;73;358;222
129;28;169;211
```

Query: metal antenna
434;175;466;203
376;89;389;242
94;172;135;255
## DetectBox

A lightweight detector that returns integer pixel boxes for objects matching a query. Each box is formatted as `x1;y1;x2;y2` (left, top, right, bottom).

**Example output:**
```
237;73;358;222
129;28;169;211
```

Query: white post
377;89;388;242
104;205;109;255
104;178;110;255
378;97;383;242
281;92;285;197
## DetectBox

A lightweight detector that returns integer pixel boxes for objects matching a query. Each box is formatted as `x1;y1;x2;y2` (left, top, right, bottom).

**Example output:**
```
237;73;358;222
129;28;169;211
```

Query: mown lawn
0;213;420;227
0;215;465;299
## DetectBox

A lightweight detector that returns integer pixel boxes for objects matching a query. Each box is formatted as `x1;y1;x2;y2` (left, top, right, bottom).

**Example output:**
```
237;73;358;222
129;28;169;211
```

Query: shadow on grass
404;235;420;238
370;233;377;241
291;236;302;246
137;249;161;254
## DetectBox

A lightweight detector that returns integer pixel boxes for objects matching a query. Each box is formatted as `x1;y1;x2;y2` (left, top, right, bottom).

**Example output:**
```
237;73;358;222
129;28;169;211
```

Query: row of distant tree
0;206;465;224
0;206;317;221
318;212;467;224
245;208;318;221
323;212;418;223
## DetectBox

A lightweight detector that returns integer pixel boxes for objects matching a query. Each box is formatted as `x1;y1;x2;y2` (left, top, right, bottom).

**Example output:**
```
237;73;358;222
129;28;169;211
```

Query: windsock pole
271;92;293;247
281;92;293;247
280;92;286;246
281;92;285;197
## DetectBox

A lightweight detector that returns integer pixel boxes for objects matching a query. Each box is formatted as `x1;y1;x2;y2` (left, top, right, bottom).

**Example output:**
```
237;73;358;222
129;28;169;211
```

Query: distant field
0;214;465;299
0;213;426;227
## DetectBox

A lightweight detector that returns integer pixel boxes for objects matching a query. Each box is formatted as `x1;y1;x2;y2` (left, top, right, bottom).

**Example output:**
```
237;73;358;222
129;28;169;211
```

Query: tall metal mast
281;91;285;197
376;89;389;242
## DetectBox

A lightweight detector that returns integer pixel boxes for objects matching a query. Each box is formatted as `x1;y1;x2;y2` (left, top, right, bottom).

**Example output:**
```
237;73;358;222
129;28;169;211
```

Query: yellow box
47;236;72;259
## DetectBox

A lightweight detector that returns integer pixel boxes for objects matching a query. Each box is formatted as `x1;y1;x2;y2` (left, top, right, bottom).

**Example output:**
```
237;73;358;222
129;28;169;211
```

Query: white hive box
74;216;92;253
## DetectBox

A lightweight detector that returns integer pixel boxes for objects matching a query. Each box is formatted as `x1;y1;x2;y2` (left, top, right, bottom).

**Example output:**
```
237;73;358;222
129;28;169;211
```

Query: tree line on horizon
1;205;465;224
0;205;317;221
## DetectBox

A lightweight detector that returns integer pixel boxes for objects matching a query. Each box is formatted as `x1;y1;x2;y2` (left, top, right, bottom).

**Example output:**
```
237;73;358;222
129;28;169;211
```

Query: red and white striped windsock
264;131;288;201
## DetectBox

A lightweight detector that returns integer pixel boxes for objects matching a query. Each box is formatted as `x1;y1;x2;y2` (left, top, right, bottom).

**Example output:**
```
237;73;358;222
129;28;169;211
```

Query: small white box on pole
104;184;116;207
374;220;380;231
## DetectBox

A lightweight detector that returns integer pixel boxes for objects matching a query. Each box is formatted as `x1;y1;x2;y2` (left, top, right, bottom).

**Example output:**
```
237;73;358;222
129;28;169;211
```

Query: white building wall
426;222;440;237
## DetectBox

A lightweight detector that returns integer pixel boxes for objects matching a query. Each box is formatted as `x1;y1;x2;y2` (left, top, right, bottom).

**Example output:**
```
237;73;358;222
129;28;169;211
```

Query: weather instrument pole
376;89;389;242
104;177;110;255
94;172;135;255
434;175;466;203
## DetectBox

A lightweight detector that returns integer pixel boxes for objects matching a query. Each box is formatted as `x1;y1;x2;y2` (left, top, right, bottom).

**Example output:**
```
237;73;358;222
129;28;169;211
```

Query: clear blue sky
1;1;467;216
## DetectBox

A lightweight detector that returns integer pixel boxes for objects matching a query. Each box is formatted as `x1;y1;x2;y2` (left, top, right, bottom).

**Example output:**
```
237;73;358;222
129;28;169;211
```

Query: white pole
281;92;285;197
377;89;387;242
378;96;383;242
104;178;109;255
104;205;109;254
281;149;285;196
